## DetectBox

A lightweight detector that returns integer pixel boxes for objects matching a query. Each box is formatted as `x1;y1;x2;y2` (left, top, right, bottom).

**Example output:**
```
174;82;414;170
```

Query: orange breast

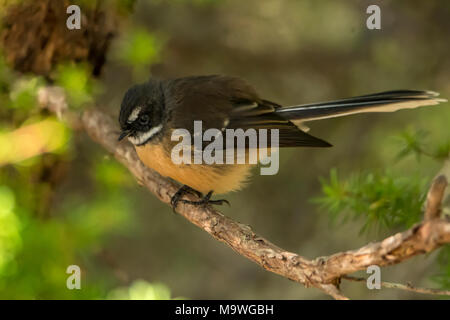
135;143;254;194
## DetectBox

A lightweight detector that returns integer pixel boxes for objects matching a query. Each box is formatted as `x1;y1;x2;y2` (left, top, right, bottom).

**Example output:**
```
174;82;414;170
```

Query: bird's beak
118;130;131;141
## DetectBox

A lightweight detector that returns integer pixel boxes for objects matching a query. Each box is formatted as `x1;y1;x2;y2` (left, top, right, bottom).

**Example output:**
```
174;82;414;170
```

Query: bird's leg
170;185;203;211
178;190;230;207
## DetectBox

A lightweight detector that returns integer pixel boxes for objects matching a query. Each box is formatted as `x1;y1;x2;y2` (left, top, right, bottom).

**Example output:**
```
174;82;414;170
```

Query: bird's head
118;81;165;146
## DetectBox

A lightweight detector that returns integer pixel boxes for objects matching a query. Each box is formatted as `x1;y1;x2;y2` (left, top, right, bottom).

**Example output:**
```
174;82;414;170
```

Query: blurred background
0;0;449;299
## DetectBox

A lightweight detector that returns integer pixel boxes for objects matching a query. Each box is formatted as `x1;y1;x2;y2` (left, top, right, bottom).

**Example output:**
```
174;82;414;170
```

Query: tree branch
39;87;450;299
343;276;450;296
425;175;448;220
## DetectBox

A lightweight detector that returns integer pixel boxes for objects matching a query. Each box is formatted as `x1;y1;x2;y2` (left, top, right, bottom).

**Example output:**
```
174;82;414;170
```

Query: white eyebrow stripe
128;106;142;123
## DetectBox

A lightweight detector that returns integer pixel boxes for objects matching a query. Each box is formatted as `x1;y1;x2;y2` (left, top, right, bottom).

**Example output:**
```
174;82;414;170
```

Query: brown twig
425;175;448;220
39;88;450;299
343;275;450;296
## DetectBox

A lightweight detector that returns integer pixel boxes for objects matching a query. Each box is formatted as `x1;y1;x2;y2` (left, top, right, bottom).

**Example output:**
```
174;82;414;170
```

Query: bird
118;75;446;209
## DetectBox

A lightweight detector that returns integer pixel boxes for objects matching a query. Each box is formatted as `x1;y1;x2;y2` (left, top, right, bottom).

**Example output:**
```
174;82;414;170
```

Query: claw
178;190;230;208
207;198;230;206
170;185;203;212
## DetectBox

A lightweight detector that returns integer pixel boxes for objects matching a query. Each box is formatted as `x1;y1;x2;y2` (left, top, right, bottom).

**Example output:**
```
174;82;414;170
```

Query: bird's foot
171;188;230;211
179;190;230;207
170;185;203;211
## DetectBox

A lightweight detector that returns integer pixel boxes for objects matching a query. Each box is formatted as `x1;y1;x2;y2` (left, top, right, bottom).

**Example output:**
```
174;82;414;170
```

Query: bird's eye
139;114;150;125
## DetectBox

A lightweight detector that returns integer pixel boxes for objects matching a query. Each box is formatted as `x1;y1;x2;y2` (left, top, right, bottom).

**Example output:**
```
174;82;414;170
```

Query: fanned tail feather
276;90;447;122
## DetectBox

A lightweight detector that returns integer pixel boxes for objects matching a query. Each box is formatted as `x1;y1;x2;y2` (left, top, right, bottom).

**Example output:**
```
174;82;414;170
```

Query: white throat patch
128;125;163;146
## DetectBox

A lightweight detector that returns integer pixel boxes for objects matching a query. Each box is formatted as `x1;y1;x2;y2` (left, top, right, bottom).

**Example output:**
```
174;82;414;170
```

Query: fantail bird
118;75;446;208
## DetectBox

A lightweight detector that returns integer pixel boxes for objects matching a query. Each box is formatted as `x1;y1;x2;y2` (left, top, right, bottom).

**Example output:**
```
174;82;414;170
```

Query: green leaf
114;27;164;79
54;63;98;109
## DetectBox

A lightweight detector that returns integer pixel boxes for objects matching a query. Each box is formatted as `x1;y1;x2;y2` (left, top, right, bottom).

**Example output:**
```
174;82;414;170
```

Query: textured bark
1;0;118;76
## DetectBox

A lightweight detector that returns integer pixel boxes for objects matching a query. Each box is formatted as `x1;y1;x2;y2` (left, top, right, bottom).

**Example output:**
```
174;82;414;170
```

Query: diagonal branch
39;88;450;299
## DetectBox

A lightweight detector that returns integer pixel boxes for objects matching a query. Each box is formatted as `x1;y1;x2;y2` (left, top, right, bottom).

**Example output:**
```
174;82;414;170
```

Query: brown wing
163;75;331;148
227;101;331;148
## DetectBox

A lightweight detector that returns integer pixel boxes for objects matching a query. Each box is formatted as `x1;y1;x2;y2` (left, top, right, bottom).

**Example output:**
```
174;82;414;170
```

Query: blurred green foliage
0;118;71;166
0;153;138;298
394;128;450;161
315;168;427;233
113;27;164;80
0;186;20;273
433;247;450;290
54;63;99;109
108;280;177;300
0;8;169;297
0;51;43;125
9;77;43;111
70;0;136;14
316;129;450;289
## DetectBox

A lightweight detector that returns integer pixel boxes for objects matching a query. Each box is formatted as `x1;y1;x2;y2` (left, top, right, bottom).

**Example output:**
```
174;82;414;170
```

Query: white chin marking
128;125;163;146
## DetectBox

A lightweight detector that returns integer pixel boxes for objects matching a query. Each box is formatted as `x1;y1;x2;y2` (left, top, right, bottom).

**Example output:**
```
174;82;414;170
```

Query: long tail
275;90;447;122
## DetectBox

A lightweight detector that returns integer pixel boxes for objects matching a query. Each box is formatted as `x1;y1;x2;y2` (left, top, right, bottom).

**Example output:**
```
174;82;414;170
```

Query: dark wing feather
163;75;331;149
227;100;331;148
